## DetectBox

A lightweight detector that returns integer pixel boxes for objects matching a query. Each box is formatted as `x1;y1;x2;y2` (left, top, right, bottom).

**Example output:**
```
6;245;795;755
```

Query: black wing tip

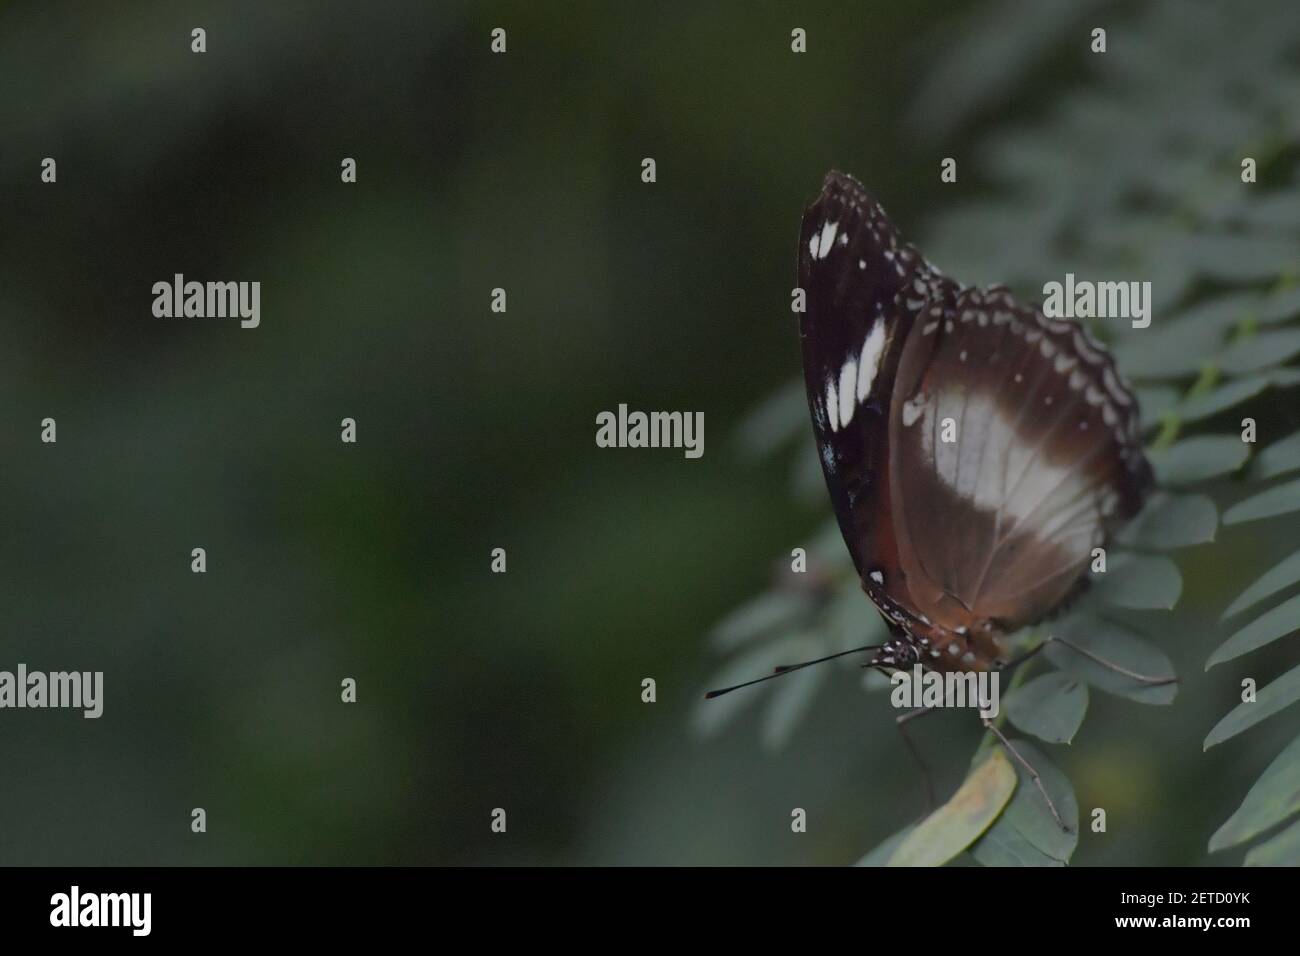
815;169;872;206
802;170;869;244
821;168;863;189
805;170;899;245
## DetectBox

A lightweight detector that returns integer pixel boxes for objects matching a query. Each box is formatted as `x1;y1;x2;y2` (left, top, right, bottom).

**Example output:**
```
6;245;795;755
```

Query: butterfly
797;170;1153;676
707;172;1161;830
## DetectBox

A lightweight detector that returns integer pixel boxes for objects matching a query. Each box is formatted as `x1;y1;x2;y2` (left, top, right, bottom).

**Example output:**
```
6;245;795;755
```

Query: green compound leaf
1176;234;1300;284
1116;315;1231;380
1223;475;1300;525
1258;286;1300;325
1251;426;1300;480
1204;661;1300;749
760;666;825;751
708;590;814;652
855;824;915;867
1218;328;1300;376
1046;616;1177;705
1210;733;1300;852
970;740;1078;866
1222;546;1300;619
1177;371;1298;426
1244;817;1300;866
1117;492;1217;549
1149;435;1249;485
1005;672;1089;745
1136;385;1181;429
693;637;813;737
1209;592;1300;667
1090;553;1182;610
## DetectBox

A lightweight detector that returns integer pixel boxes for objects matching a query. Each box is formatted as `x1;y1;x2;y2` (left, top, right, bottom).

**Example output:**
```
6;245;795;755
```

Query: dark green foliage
700;0;1300;865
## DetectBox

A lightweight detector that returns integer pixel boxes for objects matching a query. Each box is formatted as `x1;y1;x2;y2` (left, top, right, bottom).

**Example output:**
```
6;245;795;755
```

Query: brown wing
886;286;1153;632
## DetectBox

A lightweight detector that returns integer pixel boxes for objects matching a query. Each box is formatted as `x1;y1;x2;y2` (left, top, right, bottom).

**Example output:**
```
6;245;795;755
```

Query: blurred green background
2;0;1299;865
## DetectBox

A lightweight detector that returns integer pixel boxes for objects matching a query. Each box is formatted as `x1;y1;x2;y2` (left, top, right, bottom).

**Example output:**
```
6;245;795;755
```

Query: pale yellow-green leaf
887;749;1017;867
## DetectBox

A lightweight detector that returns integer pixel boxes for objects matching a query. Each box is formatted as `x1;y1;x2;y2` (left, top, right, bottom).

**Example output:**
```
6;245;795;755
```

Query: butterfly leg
1048;635;1177;687
981;717;1072;833
895;705;938;813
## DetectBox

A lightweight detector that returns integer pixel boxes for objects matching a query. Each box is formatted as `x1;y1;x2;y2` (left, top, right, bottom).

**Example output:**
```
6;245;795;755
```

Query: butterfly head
871;637;920;671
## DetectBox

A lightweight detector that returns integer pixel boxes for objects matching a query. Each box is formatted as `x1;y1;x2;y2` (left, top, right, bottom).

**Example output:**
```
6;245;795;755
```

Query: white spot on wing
856;322;887;402
838;359;857;430
818;221;838;259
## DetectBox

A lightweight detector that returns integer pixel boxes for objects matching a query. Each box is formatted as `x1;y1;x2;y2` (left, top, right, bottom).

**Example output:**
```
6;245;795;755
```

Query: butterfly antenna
704;643;882;699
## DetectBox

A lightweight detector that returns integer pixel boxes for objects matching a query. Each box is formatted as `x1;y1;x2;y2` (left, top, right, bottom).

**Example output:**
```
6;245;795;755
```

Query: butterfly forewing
797;171;944;578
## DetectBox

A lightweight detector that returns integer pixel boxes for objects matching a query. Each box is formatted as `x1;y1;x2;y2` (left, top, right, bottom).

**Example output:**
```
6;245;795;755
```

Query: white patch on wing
817;221;838;259
825;378;840;433
917;390;1083;525
837;359;857;430
856;322;887;403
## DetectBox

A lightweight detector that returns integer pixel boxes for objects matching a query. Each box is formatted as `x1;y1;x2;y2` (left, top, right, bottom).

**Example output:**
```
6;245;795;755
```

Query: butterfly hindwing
887;289;1153;631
